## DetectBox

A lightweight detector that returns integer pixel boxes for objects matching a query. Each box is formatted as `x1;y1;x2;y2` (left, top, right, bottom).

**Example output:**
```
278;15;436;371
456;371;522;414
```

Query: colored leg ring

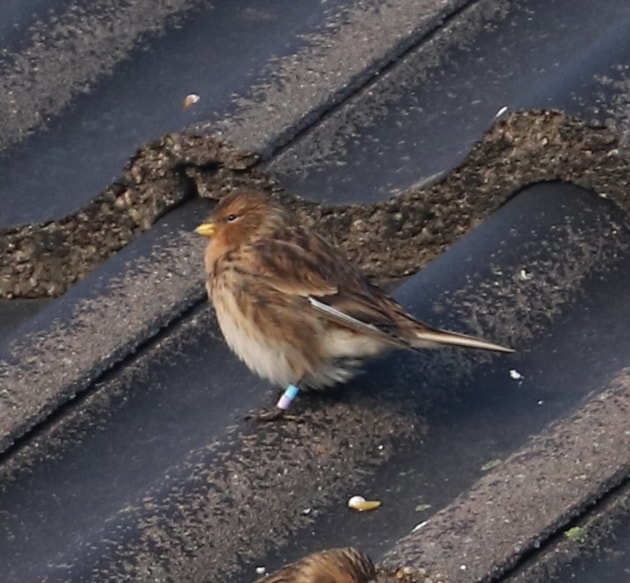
276;384;300;410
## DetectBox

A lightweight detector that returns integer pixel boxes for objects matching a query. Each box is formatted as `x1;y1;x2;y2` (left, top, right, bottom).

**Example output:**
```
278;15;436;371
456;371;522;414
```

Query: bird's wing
248;235;339;297
304;295;415;350
247;235;414;349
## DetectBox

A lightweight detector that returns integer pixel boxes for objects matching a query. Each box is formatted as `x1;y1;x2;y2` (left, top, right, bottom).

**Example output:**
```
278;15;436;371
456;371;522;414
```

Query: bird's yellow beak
195;222;215;238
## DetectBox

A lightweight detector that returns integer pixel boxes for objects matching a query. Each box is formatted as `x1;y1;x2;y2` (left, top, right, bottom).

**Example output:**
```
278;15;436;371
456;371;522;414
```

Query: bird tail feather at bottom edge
412;328;514;353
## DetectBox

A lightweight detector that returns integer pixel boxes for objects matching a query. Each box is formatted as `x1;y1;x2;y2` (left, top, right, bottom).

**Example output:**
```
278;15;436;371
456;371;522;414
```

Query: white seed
183;93;200;109
495;105;508;118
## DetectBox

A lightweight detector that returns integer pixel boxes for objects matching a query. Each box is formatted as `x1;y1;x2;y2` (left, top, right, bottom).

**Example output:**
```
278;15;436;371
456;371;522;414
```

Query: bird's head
195;190;286;250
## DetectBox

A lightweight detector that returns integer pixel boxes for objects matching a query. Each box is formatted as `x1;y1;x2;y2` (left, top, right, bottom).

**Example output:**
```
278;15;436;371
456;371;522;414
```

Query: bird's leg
276;383;300;411
246;383;303;422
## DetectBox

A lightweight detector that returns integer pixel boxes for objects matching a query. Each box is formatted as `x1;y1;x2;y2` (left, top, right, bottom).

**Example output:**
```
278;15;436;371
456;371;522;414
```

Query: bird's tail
412;326;514;353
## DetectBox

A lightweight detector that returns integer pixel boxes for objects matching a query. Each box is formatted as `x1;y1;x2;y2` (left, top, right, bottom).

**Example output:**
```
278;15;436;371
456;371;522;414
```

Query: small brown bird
254;547;376;583
195;190;512;417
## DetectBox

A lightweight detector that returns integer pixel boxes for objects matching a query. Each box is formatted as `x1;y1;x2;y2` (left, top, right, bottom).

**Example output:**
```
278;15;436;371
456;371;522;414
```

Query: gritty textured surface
1;1;630;581
2;109;630;299
6;179;630;583
505;482;630;582
0;305;422;582
381;369;630;583
290;110;630;282
0;229;204;453
1;109;629;454
0;0;477;229
267;0;512;195
208;0;475;155
0;160;628;580
0;0;205;151
0;136;260;297
2;183;630;581
89;404;415;583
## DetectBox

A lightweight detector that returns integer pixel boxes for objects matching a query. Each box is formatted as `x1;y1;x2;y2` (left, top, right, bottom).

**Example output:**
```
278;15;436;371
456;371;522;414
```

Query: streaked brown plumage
195;190;512;396
254;547;376;583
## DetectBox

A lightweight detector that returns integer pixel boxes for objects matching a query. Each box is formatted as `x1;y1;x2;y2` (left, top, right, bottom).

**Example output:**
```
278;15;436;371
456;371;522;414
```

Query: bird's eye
226;213;238;222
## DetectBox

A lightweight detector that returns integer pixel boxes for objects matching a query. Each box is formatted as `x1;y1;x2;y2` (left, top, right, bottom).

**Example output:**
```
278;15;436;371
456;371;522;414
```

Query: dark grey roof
1;1;630;582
